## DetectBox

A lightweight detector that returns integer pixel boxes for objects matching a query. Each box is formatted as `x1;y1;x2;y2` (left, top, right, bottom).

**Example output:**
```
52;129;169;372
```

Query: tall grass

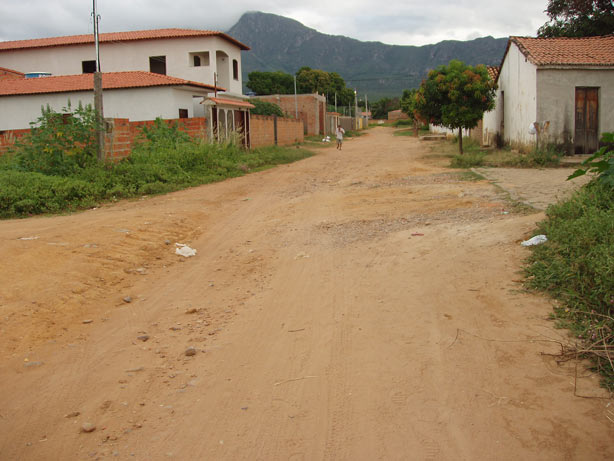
525;181;614;390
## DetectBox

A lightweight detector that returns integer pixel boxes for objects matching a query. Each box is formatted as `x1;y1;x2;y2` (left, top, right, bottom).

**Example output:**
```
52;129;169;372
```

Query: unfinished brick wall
251;94;326;136
388;110;410;121
0;128;29;155
250;115;304;148
0;114;302;159
105;117;207;160
0;117;207;160
250;115;275;147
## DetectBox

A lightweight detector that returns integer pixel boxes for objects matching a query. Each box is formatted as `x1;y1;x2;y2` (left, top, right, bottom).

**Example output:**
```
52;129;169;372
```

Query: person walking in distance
336;124;345;150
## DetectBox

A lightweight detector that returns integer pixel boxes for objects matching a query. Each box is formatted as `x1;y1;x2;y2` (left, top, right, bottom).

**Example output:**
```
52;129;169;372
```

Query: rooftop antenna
92;0;105;161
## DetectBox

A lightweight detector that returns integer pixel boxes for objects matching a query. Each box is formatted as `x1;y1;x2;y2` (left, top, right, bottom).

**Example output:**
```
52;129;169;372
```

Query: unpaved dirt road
1;127;612;460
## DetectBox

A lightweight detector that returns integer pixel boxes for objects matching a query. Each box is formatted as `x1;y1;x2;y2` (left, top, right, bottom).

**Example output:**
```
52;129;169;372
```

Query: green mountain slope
228;11;508;99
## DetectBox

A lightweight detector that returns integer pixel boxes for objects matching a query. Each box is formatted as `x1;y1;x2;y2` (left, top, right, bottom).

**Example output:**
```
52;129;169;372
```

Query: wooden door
575;87;599;155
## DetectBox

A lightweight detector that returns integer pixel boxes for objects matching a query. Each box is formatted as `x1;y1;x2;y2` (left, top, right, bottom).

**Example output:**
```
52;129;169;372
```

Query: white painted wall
537;68;614;147
0;86;209;130
482;86;503;146
497;42;538;149
0;36;245;96
429;125;469;137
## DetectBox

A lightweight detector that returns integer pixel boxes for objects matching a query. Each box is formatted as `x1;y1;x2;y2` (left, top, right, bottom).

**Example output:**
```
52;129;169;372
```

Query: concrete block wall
276;117;304;146
250;115;276;147
250;115;304;148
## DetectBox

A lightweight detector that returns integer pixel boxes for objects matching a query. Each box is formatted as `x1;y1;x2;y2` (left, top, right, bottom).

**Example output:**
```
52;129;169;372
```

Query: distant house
0;72;218;130
483;35;614;154
0;29;251;125
387;109;409;121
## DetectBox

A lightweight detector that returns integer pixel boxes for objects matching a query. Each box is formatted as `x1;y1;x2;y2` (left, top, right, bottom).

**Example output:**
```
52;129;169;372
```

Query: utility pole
365;94;369;123
293;75;298;119
354;89;358;130
334;92;337;113
92;0;105;161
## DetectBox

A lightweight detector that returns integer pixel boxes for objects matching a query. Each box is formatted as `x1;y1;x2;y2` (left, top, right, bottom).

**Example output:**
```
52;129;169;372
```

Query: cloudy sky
0;0;549;46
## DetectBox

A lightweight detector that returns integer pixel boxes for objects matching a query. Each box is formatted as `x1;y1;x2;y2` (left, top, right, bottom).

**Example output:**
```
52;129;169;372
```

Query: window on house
189;51;210;67
232;59;239;80
178;109;189;119
149;56;166;75
82;60;96;73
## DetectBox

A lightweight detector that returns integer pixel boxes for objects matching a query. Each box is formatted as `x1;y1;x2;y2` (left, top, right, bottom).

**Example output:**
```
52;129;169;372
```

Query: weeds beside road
0;112;312;219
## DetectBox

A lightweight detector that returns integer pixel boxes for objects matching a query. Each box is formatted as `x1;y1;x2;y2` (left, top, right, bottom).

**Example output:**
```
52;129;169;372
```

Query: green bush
525;181;614;390
527;144;564;167
11;102;99;176
249;100;285;117
450;151;486;168
392;119;413;126
569;132;614;186
0;117;313;219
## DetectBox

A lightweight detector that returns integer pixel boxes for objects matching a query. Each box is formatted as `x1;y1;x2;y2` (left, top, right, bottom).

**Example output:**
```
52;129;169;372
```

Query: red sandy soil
0;127;611;460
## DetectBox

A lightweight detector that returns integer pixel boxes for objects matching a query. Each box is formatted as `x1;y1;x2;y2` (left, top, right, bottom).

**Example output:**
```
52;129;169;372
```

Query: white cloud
0;0;549;45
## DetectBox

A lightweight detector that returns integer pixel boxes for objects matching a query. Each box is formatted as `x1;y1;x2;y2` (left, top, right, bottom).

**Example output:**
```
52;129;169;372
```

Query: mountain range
228;12;508;100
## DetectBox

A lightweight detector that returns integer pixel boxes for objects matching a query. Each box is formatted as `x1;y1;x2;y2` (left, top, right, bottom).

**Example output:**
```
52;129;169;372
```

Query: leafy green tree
296;67;332;95
414;60;496;154
399;89;422;136
249;100;285;117
296;67;354;106
537;0;614;37
246;71;294;95
370;97;400;119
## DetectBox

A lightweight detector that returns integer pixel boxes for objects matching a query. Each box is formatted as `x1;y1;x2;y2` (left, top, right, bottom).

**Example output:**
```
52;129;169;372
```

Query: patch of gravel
315;206;502;247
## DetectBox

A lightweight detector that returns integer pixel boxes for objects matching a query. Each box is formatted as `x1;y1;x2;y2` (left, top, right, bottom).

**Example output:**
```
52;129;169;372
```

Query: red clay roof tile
510;35;614;67
486;66;500;81
0;71;224;97
206;97;255;109
0;28;250;51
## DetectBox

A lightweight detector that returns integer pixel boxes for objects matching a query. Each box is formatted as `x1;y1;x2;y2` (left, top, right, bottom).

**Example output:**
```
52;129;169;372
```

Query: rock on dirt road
0;127;612;460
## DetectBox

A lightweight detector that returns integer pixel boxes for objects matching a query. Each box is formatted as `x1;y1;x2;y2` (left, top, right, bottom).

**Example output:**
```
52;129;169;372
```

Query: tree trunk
458;127;463;154
413;120;419;137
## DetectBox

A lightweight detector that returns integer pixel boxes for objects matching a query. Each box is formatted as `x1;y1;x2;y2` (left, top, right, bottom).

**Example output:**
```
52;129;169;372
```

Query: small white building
483;35;614;154
0;71;217;130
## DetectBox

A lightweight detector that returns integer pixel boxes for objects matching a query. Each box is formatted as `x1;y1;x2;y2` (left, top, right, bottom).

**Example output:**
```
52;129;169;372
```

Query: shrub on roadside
249;100;285;117
11;102;99;176
0;116;313;218
525;181;614;390
450;151;486;168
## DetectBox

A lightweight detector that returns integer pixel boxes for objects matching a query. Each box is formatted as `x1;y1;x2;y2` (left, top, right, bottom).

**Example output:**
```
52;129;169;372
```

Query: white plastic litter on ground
521;235;548;246
175;243;197;257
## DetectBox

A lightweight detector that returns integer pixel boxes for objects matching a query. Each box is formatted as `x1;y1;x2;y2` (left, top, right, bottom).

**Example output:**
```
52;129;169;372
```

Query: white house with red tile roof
483;35;614;154
0;29;249;98
0;71;220;130
0;28;253;131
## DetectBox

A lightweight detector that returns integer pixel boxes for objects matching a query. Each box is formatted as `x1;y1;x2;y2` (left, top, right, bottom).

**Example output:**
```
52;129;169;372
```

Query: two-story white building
0;29;251;130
